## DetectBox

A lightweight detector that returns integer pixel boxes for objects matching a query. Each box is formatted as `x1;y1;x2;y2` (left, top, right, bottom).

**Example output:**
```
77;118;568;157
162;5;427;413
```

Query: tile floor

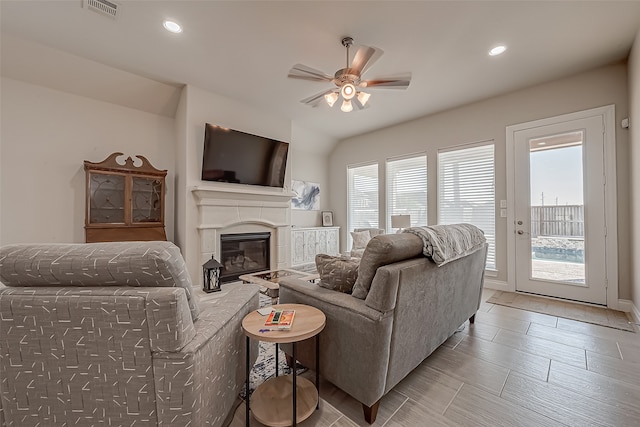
231;289;640;426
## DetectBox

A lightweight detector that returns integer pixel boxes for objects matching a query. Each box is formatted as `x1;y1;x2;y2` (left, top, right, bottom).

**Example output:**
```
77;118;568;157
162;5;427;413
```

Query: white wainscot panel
201;206;240;227
200;229;217;253
238;207;263;222
261;207;288;225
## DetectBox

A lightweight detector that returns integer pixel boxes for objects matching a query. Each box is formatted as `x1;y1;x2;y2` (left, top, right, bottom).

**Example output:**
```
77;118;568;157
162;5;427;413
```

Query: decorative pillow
315;254;360;294
350;230;372;250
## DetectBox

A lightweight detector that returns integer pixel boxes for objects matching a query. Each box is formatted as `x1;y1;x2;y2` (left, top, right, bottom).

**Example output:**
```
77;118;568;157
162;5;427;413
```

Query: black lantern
202;256;223;293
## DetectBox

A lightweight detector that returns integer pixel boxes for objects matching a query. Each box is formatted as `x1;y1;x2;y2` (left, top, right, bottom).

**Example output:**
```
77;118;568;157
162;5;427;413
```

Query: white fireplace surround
192;185;294;274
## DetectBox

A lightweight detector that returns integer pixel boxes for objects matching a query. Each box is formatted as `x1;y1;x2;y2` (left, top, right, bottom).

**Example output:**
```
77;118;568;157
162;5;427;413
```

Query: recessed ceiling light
489;45;507;56
163;20;182;34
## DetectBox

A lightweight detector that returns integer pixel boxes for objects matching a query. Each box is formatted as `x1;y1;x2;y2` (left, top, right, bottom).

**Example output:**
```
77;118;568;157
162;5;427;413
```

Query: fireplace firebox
219;232;270;283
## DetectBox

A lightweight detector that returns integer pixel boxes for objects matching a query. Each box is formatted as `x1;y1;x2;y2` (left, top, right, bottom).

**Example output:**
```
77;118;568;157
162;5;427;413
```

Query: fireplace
192;186;294;288
219;232;270;283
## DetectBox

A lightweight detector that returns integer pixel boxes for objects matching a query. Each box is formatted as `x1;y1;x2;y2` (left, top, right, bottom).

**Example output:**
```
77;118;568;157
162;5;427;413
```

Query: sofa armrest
152;284;260;427
145;288;197;352
279;278;384;321
278;278;393;407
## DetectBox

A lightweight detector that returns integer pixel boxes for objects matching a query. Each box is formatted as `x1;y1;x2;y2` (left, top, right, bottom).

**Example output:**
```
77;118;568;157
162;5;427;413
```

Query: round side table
242;303;325;427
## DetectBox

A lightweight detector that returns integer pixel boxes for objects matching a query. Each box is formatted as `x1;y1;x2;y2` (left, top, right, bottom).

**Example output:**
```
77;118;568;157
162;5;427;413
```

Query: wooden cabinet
84;152;167;243
291;227;340;266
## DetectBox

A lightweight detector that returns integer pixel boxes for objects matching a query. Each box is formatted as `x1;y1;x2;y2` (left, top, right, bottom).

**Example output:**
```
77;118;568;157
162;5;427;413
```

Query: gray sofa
279;229;487;423
0;241;259;427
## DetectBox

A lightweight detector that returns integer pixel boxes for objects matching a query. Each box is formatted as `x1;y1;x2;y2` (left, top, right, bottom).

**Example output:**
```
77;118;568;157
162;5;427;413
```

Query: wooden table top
242;303;325;343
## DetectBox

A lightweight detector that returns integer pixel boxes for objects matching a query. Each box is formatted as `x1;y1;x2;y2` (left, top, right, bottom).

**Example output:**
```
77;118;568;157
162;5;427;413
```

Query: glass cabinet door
131;177;163;223
89;173;125;223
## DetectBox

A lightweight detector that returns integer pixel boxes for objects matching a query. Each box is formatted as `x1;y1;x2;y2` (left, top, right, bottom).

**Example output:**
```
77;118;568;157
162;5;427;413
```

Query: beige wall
173;85;332;281
174;85;292;281
290;123;333;229
330;63;631;300
0;75;332;283
629;30;640;318
0;77;176;245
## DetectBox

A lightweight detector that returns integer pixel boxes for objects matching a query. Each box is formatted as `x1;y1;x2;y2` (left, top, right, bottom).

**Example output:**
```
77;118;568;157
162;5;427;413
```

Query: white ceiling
2;1;640;142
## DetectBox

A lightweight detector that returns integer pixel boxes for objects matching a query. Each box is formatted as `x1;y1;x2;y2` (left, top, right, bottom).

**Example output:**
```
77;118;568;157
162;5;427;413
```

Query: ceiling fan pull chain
342;36;353;69
346;43;350;68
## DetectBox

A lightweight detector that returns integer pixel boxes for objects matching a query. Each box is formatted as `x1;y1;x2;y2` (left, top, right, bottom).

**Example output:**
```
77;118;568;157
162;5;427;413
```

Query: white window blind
438;143;496;269
386;154;427;232
348;163;379;235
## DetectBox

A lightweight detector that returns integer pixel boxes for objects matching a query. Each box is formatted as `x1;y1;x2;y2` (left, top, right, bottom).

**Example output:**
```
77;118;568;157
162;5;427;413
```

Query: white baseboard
614;299;640;324
617;299;633;313
620;299;640;324
483;278;510;292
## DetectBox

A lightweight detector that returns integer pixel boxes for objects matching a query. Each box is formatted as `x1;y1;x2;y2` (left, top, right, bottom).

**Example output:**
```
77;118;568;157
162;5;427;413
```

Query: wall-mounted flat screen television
201;123;289;188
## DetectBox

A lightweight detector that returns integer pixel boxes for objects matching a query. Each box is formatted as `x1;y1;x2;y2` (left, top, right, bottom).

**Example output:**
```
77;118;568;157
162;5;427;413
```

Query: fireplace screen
219;232;270;283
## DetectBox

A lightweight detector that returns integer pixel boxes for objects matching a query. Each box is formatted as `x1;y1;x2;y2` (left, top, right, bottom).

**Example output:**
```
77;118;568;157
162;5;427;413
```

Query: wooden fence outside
530;205;584;237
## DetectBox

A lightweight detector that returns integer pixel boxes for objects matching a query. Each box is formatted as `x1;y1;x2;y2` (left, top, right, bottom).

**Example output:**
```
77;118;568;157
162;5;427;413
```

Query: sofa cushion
315;254;360;294
350;230;371;250
351;233;424;299
0;241;200;321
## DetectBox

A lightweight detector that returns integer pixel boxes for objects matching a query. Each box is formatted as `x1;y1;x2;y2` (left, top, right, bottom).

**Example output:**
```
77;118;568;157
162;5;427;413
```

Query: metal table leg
246;336;250;426
275;343;279;377
292;341;297;427
316;334;320;410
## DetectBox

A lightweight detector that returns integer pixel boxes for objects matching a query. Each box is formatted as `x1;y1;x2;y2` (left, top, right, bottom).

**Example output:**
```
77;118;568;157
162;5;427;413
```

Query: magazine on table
264;309;295;329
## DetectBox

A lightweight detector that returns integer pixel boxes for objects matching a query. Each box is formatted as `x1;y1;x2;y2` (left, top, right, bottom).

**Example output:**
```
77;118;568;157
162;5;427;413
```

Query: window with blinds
438;142;496;269
347;163;379;235
386;154;427;232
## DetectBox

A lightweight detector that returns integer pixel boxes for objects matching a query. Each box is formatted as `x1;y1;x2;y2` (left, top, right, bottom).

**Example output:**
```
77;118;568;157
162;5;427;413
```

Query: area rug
239;294;307;399
487;291;635;332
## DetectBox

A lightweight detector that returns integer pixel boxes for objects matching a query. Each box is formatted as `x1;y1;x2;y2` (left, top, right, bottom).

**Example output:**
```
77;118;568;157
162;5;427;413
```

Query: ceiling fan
288;37;411;113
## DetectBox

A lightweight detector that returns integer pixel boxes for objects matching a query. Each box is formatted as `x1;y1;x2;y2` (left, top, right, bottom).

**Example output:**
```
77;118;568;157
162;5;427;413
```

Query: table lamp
391;214;411;232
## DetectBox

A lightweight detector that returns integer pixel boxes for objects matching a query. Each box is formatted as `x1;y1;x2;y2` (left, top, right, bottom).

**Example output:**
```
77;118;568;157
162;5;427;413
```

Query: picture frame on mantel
321;211;334;227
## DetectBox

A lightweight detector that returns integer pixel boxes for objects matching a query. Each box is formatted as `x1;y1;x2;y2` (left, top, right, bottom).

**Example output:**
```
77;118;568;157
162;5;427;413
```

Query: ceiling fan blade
300;88;337;106
350;46;383;75
360;73;412;89
288;64;333;82
351;96;368;111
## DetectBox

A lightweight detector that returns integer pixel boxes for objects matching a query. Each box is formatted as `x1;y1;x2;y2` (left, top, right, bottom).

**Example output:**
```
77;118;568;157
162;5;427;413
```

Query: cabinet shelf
85;152;167;243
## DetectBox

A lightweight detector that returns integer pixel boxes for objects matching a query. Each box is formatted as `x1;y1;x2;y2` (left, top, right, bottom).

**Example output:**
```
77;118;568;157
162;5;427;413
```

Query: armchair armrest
153;284;260;426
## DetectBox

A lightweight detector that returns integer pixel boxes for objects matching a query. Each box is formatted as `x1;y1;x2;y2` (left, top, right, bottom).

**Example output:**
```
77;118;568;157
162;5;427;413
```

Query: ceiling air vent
84;0;119;19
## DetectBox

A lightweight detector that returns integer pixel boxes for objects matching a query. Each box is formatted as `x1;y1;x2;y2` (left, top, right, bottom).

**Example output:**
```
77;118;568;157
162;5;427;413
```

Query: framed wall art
322;211;334;227
291;179;320;210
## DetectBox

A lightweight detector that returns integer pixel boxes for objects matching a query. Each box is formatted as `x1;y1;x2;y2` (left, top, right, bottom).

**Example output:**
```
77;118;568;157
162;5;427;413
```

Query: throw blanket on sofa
402;223;486;266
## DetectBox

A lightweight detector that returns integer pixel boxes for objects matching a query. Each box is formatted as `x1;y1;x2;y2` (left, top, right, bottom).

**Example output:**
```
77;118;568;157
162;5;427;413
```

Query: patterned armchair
0;241;259;427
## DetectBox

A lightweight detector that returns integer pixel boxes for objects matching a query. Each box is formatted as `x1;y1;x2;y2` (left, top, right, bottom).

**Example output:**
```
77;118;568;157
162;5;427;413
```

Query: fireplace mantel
192;185;295;205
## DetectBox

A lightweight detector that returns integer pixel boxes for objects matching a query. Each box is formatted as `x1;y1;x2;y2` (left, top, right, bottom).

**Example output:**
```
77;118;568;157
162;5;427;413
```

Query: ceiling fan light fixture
288;37;411;112
357;91;371;106
325;92;338;107
341;83;356;100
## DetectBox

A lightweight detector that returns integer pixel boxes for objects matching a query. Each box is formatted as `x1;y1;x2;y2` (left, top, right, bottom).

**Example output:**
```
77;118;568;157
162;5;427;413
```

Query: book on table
265;309;295;329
